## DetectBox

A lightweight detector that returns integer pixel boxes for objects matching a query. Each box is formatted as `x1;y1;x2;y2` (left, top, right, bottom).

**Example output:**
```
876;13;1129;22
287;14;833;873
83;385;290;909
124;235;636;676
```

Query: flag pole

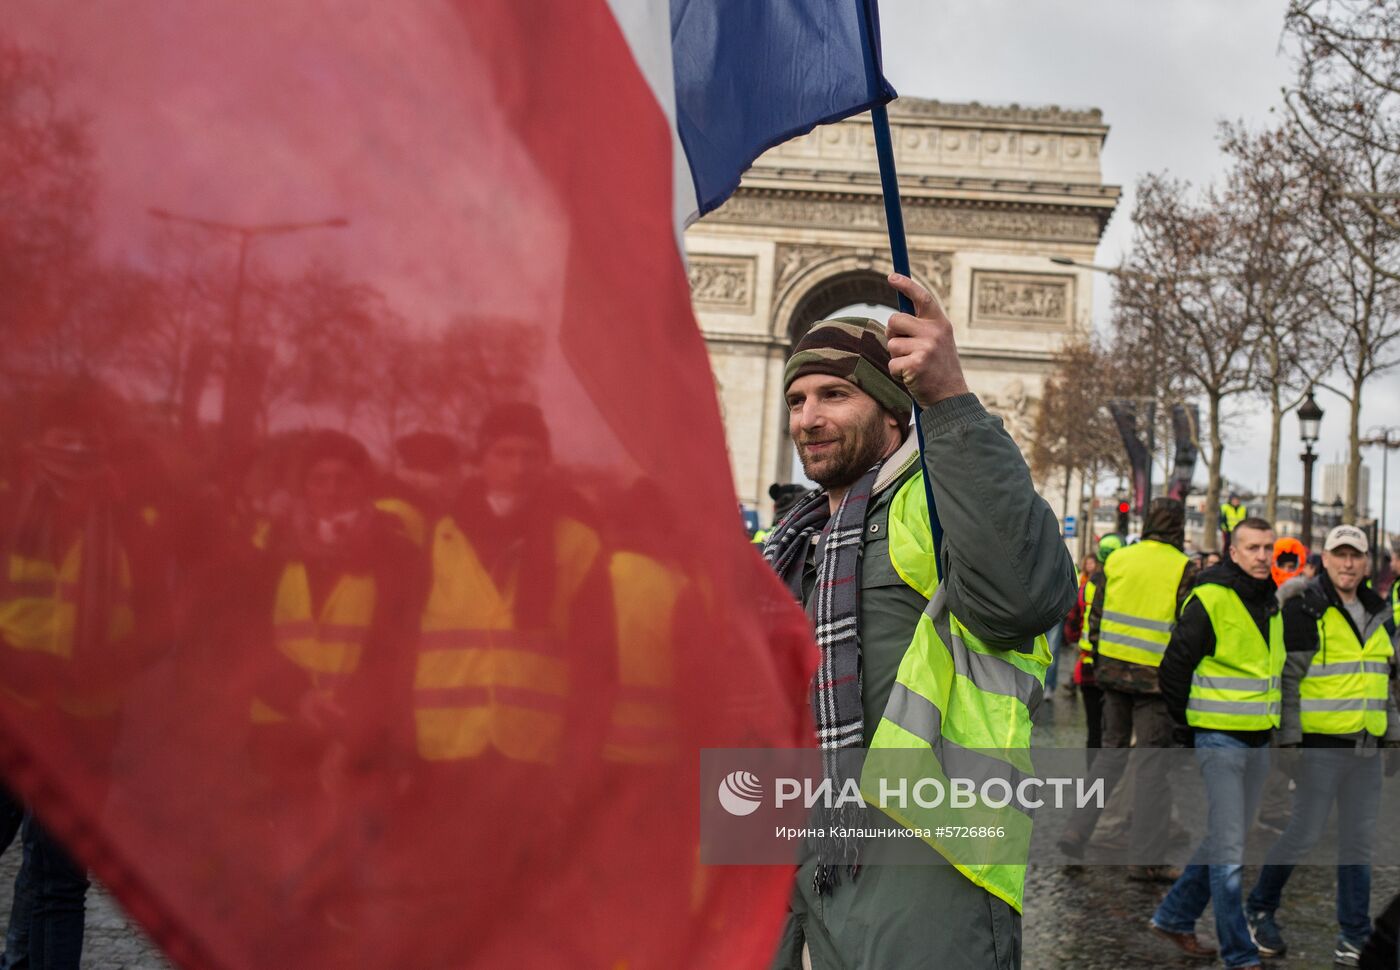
857;3;945;563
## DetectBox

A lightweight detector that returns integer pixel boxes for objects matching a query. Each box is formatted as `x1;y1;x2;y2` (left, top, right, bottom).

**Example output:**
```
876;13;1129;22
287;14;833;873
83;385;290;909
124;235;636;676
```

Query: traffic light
1116;499;1131;535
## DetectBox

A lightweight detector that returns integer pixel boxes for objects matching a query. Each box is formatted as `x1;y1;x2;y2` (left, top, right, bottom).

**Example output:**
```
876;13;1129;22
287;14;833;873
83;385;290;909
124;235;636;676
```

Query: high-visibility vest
0;540;135;717
249;562;376;724
374;497;427;548
1299;604;1394;737
602;551;683;764
1081;579;1098;666
1096;540;1188;668
862;470;1049;913
1185;583;1284;730
750;529;769;546
0;541;134;659
1391;582;1399;629
1220;503;1247;533
414;514;600;764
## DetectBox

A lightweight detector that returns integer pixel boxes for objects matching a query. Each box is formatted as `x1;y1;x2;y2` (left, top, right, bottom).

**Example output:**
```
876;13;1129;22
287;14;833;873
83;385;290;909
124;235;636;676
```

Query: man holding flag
763;276;1076;970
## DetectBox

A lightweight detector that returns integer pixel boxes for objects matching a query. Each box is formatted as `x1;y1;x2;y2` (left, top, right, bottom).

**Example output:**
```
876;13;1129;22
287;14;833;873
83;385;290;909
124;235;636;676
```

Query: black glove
1299;583;1328;620
1171;724;1194;747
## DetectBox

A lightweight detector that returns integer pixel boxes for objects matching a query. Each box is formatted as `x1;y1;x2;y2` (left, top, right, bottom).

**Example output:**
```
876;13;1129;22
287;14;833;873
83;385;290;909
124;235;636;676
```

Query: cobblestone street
0;846;167;970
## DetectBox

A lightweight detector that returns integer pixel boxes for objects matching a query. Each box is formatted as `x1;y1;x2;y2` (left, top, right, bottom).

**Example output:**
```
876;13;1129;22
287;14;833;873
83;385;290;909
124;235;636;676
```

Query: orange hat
1271;536;1307;586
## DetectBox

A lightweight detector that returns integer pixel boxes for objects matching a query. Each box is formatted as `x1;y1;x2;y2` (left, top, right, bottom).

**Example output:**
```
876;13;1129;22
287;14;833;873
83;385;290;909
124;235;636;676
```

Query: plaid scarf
763;462;880;895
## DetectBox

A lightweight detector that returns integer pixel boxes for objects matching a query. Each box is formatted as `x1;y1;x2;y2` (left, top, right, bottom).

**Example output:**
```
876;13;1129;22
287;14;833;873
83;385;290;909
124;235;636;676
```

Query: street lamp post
1360;425;1400;570
146;209;349;442
1298;390;1324;549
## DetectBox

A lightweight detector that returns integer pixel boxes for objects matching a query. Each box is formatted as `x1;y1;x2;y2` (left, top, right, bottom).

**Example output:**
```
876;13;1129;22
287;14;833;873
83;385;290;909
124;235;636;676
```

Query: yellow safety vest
1391;583;1399;629
1185;583;1284;730
374;497;428;548
1096;540;1188;668
1220;503;1247;533
602;551;683;764
414;514;600;764
0;540;135;717
1299;604;1394;737
249;562;376;724
862;471;1049;913
1081;579;1098;666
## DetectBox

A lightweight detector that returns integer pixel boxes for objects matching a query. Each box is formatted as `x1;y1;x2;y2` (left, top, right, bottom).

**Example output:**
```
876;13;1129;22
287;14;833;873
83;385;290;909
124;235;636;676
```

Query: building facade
682;98;1120;519
1321;462;1371;519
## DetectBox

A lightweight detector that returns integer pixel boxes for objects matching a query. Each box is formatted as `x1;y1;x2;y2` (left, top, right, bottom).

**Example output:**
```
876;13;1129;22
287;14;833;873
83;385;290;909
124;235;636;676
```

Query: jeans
1043;623;1064;693
1247;747;1382;947
0;784;27;970
1153;731;1270;970
0;815;88;970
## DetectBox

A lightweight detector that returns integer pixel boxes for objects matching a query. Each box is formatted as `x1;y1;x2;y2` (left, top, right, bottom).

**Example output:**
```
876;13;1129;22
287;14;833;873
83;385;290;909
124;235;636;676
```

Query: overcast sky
875;0;1400;534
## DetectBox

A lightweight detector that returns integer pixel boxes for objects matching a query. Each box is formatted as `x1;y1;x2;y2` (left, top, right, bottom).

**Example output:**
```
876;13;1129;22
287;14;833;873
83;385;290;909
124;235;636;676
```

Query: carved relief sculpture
687;255;756;312
971;271;1072;327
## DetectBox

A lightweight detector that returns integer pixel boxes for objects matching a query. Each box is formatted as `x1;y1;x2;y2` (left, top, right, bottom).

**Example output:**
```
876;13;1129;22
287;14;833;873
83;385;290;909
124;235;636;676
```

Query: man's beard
796;413;890;491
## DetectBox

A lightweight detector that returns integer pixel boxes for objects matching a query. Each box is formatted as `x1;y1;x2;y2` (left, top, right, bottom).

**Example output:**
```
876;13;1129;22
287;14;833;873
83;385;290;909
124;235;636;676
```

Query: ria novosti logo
717;770;764;816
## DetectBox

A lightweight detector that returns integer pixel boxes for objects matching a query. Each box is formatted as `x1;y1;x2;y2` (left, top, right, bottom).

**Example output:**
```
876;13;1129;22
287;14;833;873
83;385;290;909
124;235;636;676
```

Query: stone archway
683;97;1120;516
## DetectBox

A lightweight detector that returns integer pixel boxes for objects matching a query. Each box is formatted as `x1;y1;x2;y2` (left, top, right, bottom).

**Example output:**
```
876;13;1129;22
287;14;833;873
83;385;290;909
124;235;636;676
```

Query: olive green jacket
779;393;1075;970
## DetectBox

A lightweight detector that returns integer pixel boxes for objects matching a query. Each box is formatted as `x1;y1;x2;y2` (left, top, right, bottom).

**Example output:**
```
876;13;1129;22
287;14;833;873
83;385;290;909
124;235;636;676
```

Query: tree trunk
1204;391;1225;552
1265;381;1282;525
1346;374;1364;523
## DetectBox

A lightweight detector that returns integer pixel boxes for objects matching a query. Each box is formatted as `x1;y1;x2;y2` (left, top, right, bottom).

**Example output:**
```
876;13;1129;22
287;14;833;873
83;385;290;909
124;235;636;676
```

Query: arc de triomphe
683;98;1120;519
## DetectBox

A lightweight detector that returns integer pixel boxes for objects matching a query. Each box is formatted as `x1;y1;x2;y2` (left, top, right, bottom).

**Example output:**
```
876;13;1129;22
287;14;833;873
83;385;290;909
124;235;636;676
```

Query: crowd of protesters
0;377;707;969
1050;496;1399;970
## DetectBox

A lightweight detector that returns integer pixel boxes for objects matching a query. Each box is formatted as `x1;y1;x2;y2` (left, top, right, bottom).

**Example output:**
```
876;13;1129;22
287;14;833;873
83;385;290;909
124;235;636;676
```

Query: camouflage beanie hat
782;317;913;427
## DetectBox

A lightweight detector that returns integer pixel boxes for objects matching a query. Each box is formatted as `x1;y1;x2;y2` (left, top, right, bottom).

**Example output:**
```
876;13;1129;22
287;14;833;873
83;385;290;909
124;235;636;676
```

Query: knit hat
783;317;912;427
478;401;550;458
299;429;371;482
1097;533;1124;563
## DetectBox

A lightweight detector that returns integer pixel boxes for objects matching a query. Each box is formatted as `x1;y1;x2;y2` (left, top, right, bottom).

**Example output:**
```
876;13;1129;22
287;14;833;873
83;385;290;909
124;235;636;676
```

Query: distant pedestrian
1220;493;1246;549
1058;500;1196;882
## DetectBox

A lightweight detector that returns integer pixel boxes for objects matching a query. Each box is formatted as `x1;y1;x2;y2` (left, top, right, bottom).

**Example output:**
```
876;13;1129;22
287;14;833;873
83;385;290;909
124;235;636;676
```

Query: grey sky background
876;0;1400;533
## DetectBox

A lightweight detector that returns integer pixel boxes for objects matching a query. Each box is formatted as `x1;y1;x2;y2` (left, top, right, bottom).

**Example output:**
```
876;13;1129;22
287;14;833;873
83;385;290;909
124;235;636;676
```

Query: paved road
1027;679;1400;969
0;669;1392;969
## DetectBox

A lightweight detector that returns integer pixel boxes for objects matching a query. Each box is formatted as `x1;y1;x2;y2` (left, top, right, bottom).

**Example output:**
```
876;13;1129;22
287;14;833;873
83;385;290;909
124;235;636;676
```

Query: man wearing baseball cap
1245;525;1400;966
763;274;1075;970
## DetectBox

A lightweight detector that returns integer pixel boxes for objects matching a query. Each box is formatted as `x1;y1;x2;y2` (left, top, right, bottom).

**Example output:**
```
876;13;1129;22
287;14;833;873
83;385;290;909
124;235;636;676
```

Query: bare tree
1284;0;1400;519
1218;122;1335;523
1114;175;1258;551
1031;336;1128;554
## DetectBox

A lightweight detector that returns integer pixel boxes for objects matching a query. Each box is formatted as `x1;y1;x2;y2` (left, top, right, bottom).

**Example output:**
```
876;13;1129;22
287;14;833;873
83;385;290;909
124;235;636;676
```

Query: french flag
620;0;897;230
1;1;891;968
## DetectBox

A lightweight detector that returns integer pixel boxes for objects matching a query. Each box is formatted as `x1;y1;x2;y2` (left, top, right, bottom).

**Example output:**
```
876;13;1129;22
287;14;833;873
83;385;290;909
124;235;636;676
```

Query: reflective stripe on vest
1299;605;1394;737
1096;540;1187;668
414;514;600;764
863;472;1045;913
251;562;375;724
603;551;683;764
1185;583;1284;730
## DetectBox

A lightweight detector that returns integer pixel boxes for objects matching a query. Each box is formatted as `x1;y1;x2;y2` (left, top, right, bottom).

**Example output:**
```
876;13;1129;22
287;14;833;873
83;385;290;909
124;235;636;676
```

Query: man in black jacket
1151;516;1281;969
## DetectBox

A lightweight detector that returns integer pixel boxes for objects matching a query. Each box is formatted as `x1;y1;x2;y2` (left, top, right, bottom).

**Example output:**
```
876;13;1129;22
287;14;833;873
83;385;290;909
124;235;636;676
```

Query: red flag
0;3;814;967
